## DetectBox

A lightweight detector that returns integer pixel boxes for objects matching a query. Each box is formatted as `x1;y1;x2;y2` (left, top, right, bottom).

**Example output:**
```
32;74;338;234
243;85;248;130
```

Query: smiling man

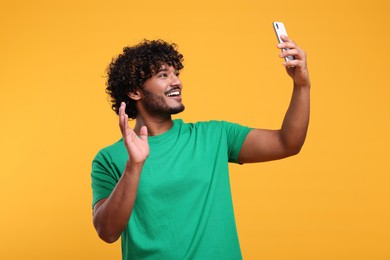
91;39;310;259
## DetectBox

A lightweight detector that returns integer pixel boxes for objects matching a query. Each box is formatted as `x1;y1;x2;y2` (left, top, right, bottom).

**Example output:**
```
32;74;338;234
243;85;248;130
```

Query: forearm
280;83;310;154
93;161;143;243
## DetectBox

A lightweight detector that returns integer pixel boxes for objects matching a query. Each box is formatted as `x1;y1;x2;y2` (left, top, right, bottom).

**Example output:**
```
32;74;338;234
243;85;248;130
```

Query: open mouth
165;89;181;97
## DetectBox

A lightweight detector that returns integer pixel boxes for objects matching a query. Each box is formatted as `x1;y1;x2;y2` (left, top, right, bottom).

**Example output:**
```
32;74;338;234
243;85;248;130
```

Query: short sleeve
221;121;252;163
91;151;119;208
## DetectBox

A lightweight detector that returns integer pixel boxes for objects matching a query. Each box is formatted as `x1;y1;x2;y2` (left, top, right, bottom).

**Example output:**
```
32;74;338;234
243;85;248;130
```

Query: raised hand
119;102;150;166
278;35;311;88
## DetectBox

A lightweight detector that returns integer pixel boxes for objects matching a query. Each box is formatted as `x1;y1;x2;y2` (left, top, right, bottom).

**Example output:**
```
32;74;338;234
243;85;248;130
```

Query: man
91;36;310;259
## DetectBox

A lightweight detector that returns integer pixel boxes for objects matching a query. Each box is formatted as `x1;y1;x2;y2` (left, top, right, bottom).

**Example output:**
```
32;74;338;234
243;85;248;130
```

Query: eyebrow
157;66;179;74
157;67;168;72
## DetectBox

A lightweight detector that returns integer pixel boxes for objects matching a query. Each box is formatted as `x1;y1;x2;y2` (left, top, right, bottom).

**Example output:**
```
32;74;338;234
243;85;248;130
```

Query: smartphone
273;22;295;62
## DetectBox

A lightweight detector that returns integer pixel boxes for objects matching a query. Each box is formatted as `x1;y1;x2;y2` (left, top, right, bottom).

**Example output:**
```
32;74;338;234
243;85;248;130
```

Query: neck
133;115;174;136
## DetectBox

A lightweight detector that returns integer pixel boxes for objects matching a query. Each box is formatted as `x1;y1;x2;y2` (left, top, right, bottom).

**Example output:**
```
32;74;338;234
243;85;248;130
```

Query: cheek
144;91;166;105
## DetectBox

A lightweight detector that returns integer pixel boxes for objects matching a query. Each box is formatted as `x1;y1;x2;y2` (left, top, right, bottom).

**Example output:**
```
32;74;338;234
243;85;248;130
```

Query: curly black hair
105;39;184;119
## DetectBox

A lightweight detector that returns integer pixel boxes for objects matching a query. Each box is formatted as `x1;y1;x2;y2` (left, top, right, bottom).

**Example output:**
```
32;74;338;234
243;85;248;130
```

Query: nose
170;73;182;88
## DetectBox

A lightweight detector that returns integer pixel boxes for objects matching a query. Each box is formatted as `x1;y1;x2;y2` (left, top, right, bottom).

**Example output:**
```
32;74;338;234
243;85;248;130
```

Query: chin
169;105;185;115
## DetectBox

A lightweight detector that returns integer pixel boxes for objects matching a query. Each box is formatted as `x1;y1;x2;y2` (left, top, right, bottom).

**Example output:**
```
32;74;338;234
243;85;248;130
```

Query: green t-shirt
91;119;251;260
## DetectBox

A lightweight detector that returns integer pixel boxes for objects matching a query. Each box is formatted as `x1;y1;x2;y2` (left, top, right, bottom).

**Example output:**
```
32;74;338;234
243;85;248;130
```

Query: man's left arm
238;35;310;163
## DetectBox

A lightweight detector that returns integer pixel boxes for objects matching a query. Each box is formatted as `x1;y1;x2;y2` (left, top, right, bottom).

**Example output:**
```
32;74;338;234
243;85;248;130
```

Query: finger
283;59;305;70
119;102;125;115
124;113;129;128
119;102;128;134
278;36;292;51
123;115;136;147
277;42;299;52
119;114;125;135
279;35;294;43
280;48;300;60
281;46;307;61
139;125;148;141
119;104;124;132
277;36;299;49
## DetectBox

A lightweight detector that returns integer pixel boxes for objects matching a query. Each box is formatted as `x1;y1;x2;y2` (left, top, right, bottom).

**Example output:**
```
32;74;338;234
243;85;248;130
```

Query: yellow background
1;0;389;259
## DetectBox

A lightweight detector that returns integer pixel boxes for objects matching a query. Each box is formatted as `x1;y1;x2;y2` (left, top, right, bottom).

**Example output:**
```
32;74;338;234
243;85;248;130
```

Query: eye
158;73;168;78
175;72;180;77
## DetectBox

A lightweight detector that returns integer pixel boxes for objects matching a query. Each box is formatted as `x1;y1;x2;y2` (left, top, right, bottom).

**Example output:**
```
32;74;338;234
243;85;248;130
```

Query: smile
165;90;181;97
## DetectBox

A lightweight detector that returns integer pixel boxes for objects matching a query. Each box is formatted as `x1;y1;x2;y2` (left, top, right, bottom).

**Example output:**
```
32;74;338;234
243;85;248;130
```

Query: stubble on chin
141;88;185;115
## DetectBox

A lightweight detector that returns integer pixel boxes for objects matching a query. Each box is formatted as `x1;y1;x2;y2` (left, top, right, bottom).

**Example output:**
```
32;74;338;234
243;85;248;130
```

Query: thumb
139;125;148;141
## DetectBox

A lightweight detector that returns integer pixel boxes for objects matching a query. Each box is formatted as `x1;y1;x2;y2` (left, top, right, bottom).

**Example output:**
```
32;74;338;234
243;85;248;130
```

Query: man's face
138;64;185;116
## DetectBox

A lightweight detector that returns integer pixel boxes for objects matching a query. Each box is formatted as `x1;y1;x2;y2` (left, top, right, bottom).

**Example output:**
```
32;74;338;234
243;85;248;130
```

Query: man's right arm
93;102;149;243
93;161;143;243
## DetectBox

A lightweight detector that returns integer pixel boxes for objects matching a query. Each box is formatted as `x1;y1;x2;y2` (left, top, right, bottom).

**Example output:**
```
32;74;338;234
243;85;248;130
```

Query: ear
127;89;141;101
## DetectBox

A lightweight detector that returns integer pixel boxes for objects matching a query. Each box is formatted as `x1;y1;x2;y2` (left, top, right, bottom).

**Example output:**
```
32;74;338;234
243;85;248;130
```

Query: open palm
119;102;149;165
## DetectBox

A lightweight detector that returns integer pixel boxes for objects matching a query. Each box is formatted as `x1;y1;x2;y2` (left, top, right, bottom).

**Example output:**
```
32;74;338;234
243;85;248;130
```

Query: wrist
124;160;144;176
294;82;311;90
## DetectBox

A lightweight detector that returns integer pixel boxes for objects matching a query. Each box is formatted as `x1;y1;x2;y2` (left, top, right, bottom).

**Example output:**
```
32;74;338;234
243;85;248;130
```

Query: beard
140;88;185;116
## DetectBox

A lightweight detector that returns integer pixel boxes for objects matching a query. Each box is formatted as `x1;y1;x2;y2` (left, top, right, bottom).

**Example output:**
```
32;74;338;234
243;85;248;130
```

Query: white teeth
167;91;180;97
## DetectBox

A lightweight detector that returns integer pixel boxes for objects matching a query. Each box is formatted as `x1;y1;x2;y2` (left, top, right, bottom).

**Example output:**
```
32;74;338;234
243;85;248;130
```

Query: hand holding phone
273;22;295;62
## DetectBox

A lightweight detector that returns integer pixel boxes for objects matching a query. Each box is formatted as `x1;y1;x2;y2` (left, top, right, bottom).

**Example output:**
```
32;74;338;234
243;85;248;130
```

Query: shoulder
180;119;230;129
93;138;125;162
178;119;251;138
194;120;250;132
177;120;225;134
